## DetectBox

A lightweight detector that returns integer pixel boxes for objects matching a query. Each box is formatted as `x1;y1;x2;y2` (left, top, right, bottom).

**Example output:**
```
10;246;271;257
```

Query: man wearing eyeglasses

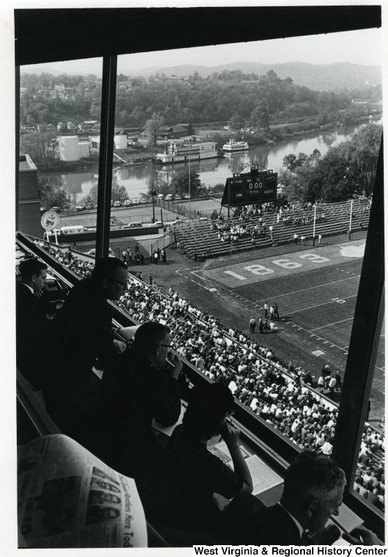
91;321;183;482
46;257;129;438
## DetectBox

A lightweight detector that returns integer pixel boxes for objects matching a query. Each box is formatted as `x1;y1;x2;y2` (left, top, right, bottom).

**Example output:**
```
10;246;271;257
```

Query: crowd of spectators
182;196;371;260
36;241;385;511
211;216;270;244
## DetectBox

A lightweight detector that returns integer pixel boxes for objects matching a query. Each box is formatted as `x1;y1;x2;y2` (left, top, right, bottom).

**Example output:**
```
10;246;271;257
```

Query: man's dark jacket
88;346;182;478
226;495;303;545
16;281;49;390
48;277;117;387
45;277;118;435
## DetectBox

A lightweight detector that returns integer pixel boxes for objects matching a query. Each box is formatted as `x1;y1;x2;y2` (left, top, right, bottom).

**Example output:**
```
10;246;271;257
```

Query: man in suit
46;257;128;437
16;258;49;390
259;452;346;544
90;321;183;480
227;451;345;545
227;451;383;546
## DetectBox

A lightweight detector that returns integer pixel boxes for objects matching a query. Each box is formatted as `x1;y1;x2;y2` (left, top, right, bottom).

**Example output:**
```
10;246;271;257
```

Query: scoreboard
221;169;277;207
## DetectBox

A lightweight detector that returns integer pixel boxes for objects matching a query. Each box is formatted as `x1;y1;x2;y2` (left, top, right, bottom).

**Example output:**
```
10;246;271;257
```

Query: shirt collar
21;283;34;295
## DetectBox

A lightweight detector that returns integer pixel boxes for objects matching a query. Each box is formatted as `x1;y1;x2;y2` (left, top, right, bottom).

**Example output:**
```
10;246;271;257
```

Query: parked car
157;194;164;200
123;222;143;228
174;194;181;200
132;198;139;204
165;193;173;201
113;200;121;207
76;204;86;211
123;199;132;206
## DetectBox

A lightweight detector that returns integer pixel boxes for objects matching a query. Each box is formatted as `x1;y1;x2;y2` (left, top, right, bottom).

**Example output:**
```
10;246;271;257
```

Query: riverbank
36;114;378;174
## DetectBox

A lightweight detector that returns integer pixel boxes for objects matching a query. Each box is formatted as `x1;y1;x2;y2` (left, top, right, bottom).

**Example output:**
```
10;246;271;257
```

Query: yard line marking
189;278;214;292
286;294;357;316
287;322;349;354
225;270;247;280
255;275;360;303
191;271;206;280
311;317;353;332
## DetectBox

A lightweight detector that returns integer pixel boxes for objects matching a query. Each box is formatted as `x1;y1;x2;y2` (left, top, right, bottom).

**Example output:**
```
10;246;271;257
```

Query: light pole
188;138;191;218
151;188;156;223
349;199;353;240
312;203;317;246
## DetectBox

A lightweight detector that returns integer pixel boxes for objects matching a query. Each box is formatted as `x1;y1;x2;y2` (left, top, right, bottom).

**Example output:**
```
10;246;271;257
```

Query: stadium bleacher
173;199;371;260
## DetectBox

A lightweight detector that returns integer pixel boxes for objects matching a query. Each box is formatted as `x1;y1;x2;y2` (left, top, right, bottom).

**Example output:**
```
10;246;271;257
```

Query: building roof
19;154;37;172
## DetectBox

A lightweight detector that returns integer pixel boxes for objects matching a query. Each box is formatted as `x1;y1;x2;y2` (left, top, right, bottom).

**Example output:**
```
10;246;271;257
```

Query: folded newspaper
18;434;148;548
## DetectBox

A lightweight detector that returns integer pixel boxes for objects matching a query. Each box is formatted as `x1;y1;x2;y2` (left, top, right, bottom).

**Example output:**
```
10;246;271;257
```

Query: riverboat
222;139;249;152
154;141;219;164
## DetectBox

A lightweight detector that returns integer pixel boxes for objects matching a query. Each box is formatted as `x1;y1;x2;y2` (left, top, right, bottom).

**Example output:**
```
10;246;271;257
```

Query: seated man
88;321;183;480
155;382;253;546
46;257;128;437
16;258;50;390
226;451;383;546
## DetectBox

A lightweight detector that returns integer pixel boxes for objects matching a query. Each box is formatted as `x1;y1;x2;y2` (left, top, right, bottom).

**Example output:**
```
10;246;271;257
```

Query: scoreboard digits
221;169;277;207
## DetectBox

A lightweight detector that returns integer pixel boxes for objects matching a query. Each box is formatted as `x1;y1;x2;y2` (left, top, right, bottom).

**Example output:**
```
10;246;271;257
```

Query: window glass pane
111;30;382;454
18;58;103;259
353;318;385;514
17;30;383;484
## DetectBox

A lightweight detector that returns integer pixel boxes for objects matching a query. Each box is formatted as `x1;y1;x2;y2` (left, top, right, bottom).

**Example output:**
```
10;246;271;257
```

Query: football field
200;239;385;408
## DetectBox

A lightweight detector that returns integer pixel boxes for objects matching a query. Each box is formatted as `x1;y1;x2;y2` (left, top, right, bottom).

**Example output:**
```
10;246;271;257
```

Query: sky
24;27;383;76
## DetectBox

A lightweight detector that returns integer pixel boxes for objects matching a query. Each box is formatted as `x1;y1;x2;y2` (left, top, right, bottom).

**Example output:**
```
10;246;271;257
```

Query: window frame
15;6;384;536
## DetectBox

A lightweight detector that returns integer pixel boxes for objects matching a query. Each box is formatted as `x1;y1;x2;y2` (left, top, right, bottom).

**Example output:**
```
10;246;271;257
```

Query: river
43;124;370;204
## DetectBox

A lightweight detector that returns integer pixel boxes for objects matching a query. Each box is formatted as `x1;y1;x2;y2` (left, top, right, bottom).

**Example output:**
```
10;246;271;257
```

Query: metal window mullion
332;137;384;490
15;66;21;230
95;55;117;260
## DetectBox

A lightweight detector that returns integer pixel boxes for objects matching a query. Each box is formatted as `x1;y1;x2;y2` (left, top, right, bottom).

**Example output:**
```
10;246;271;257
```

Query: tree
314;147;352;202
309;149;322;166
83;184;98;207
348;123;381;194
282;154;298;172
111;183;129;204
228;113;244;132
38;175;69;211
282;171;308;204
144;112;164;148
170;169;202;198
20;133;46;163
282;152;309;172
20;132;57;164
249;103;269;131
83;181;129;207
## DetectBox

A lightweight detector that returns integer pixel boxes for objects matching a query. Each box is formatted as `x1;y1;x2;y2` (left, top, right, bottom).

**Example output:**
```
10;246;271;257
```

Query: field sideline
167;238;384;420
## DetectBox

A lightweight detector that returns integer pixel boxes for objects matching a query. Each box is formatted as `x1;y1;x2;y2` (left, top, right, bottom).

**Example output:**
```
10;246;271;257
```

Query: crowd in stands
176;197;371;260
31;242;385;512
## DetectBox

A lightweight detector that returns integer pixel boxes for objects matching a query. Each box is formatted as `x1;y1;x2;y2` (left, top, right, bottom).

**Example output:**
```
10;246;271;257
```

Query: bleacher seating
173;199;371;260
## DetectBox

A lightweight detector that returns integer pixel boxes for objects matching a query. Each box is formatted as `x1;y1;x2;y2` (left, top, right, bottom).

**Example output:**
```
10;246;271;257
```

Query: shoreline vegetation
35;113;376;174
